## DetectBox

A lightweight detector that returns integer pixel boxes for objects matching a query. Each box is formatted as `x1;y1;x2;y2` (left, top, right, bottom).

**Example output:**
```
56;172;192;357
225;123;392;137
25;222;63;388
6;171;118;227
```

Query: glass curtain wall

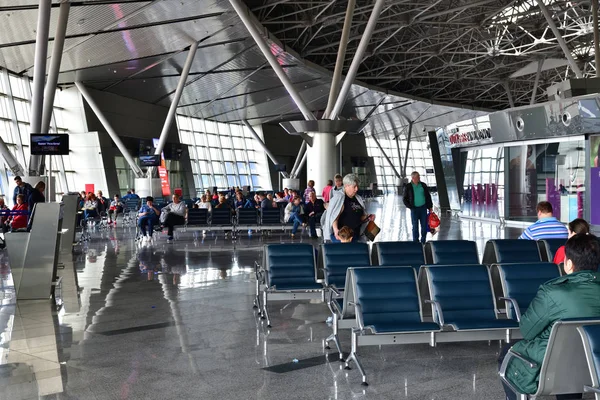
365;133;436;193
176;115;271;196
0;68;77;202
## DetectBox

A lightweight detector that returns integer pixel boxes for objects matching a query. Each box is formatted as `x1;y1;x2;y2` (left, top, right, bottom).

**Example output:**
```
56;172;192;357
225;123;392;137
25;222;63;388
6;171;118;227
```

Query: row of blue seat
254;241;566;385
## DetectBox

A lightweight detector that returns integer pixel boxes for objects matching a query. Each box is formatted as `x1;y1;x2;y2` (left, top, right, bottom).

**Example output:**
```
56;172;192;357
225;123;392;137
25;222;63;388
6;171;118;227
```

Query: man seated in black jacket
304;192;325;238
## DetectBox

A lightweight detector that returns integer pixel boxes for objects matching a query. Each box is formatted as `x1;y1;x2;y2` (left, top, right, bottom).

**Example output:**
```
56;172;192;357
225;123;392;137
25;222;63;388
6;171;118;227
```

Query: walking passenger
403;171;433;244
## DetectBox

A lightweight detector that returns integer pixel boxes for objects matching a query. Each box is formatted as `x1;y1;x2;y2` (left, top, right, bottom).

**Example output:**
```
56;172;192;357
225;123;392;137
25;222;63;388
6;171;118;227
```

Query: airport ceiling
0;0;596;138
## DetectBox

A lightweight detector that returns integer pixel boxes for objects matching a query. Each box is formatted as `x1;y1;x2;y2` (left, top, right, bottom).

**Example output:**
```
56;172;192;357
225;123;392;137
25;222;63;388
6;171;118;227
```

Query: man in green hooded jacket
500;233;600;400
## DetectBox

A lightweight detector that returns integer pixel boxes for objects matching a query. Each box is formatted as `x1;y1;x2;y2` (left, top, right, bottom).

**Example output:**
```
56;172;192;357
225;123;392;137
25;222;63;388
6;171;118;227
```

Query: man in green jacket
499;234;600;400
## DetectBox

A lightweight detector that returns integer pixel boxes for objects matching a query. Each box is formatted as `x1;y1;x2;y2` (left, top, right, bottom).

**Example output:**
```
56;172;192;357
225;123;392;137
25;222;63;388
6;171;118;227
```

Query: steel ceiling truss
246;0;600;109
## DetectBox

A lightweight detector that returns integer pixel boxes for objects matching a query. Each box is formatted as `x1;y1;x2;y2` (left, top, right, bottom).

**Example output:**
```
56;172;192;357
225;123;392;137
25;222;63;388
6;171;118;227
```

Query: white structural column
324;0;355;118
536;0;583;78
289;140;307;178
229;0;315;121
306;133;336;196
29;0;52;175
75;82;144;178
154;43;198;158
329;0;385;120
41;2;70;134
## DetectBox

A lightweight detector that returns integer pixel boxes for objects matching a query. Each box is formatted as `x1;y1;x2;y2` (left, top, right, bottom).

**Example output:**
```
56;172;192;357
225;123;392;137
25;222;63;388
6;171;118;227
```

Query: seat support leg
262;290;271;327
344;329;367;385
325;316;344;361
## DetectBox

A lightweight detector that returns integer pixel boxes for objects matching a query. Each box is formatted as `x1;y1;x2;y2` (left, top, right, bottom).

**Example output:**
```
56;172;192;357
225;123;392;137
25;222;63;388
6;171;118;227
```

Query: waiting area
2;195;600;400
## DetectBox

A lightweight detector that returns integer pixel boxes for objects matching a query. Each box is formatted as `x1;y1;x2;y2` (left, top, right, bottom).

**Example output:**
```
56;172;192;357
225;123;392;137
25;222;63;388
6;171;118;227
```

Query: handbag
364;220;380;241
428;211;440;230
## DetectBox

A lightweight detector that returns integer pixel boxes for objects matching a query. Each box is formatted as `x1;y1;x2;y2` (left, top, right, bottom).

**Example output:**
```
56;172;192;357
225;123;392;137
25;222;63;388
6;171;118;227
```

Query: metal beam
403;121;413;177
75;82;144;178
329;0;385;120
154;43;198;160
535;0;583;78
228;0;316;121
530;59;544;105
504;81;515;108
242;120;288;178
0;136;24;177
41;1;70;135
394;131;404;179
371;134;401;180
289;140;307;178
293;149;308;179
28;0;52;176
324;0;355;119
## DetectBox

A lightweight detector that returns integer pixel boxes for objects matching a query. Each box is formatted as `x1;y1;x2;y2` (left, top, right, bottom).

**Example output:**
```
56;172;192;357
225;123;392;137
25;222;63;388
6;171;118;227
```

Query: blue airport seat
495;262;560;320
353;267;439;334
578;324;600;397
256;244;322;327
482;239;542;264
500;319;600;399
373;241;424;268
210;208;233;227
426;240;479;265
343;266;440;385
424;264;519;331
186;208;208;227
322;242;370;289
261;208;282;225
236;208;259;226
539;239;567;262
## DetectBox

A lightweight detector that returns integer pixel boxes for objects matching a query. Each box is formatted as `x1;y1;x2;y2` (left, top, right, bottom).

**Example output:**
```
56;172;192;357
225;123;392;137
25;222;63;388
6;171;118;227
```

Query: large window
365;133;436;193
0;68;79;203
176;116;271;195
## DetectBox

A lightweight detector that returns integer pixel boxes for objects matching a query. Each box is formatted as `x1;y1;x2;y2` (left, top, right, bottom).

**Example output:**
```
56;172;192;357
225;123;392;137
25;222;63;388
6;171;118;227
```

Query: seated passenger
161;194;188;242
234;192;252;209
129;188;140;200
284;196;305;238
266;193;277;208
28;181;45;211
96;190;108;214
519;201;568;240
215;193;234;212
196;195;212;213
258;193;272;209
499;234;600;400
283;188;291;202
83;193;98;220
122;190;133;201
553;218;590;264
305;191;325;238
108;194;123;225
337;226;354;243
0;197;8;225
274;192;286;203
6;194;28;231
138;196;160;242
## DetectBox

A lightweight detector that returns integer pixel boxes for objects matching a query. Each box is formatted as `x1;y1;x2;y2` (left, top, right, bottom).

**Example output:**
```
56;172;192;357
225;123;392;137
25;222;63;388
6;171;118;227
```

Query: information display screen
30;134;69;155
139;155;161;167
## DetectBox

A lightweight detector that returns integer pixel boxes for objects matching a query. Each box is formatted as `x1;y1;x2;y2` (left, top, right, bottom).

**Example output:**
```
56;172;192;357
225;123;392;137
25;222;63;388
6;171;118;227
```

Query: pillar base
306;132;337;195
282;178;300;190
135;178;162;199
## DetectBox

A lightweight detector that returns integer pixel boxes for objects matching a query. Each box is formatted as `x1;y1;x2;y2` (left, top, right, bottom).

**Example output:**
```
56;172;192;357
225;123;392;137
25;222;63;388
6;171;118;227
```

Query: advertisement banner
592;135;600;225
152;139;171;197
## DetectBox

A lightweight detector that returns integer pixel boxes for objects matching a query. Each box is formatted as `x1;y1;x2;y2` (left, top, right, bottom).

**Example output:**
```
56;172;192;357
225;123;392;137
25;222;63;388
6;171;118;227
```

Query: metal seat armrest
499;349;538;375
424;300;445;326
499;297;522;321
326;286;342;315
348;302;364;330
584;385;600;394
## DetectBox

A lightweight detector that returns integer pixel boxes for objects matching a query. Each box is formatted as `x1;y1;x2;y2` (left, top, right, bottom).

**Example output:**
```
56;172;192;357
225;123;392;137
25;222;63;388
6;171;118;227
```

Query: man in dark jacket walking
402;171;433;243
499;233;600;399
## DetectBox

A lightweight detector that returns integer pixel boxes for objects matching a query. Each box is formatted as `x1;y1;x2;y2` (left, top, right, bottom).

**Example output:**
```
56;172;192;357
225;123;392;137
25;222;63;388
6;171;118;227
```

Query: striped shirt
519;217;568;240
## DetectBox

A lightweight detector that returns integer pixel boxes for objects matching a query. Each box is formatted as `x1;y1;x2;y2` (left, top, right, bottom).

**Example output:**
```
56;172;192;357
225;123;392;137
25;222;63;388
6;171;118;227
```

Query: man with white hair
403;171;433;244
321;173;374;242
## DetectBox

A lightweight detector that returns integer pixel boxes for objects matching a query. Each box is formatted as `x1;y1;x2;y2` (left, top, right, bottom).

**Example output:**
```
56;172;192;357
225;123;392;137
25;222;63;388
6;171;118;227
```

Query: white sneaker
143;236;149;243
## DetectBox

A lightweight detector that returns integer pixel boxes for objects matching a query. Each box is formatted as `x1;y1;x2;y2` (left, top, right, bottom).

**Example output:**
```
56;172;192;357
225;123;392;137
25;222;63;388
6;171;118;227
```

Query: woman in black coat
28;181;46;212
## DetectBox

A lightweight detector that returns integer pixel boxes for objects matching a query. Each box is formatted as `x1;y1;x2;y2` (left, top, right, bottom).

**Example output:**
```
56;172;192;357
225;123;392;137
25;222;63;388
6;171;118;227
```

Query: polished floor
0;196;568;400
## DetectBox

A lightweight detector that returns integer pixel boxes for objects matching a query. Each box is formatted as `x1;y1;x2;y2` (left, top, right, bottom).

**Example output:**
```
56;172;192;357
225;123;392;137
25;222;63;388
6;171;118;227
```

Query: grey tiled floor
0;196;570;399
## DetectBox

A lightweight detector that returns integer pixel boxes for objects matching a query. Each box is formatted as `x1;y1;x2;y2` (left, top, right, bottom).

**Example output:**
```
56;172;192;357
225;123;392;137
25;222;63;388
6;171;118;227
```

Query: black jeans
164;213;185;236
498;341;581;400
